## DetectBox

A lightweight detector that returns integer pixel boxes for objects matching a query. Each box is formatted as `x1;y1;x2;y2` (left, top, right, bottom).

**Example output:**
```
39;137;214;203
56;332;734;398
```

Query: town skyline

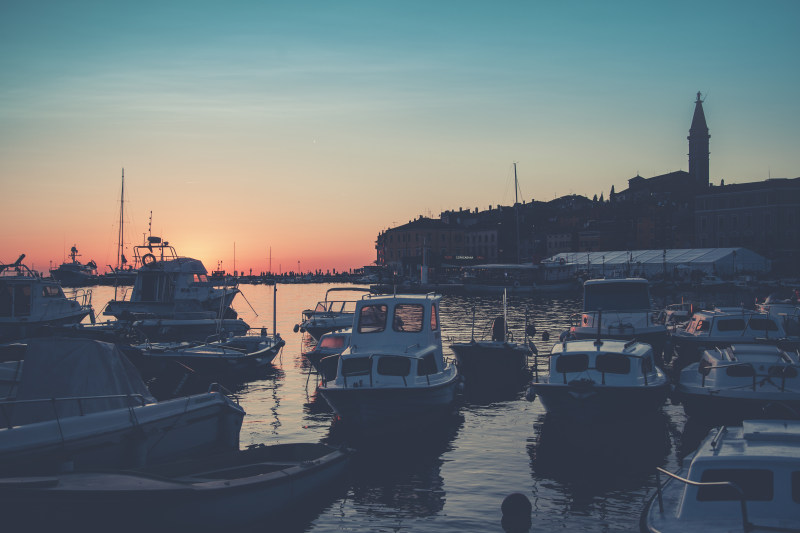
2;1;799;274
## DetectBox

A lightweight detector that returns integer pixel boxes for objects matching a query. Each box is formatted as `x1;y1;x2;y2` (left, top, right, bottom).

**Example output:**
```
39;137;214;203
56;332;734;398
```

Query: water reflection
528;412;672;491
329;412;464;520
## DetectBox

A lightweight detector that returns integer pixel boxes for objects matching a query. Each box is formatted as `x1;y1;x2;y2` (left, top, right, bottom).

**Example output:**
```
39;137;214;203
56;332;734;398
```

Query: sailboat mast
514;162;520;264
117;168;125;270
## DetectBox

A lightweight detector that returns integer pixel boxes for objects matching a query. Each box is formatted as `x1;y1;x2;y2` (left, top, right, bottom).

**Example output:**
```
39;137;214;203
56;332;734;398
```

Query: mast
117;168;125;270
514;162;520;264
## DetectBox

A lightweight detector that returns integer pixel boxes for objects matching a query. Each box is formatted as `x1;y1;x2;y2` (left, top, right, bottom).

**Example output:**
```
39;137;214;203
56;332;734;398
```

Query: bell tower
688;91;710;188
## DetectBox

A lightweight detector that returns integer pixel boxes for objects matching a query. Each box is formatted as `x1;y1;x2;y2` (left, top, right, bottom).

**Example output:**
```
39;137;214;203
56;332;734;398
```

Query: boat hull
319;373;460;427
676;385;800;421
0;310;91;343
450;341;530;389
530;381;670;418
0;443;350;530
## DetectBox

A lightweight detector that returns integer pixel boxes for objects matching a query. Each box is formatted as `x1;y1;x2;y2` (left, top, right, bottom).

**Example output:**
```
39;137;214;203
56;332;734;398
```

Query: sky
1;1;799;275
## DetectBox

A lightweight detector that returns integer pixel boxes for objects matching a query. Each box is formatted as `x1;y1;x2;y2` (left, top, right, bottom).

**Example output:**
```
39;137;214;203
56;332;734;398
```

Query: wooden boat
318;293;460;427
641;419;800;532
526;337;670;418
674;343;800;421
0;442;350;530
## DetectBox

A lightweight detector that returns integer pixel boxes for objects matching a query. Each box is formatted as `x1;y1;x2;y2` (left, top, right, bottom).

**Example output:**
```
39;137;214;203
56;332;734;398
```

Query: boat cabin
546;339;660;386
693;344;799;388
676;420;800;523
680;309;786;341
332;294;445;387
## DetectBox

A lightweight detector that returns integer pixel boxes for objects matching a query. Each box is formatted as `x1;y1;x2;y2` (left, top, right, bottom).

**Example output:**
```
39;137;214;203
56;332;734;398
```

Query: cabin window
694;320;711;333
769;365;798;378
430;304;439;331
319;335;346;349
596;353;631;374
698;469;773;501
583;283;650;312
377;356;411;376
393;304;424;332
417;353;438;375
358;304;387;333
13;284;31;316
717;319;746;332
341;357;371;376
748;318;779;332
555;354;589;374
191;273;208;283
41;285;63;297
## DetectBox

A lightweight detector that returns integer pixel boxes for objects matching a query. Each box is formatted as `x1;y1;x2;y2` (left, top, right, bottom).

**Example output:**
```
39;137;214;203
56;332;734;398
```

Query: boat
128;329;285;377
673;344;800;421
460;264;537;294
101;170;138;287
49;245;98;287
641;419;800;532
318;293;461;427
0;442;350;530
668;307;799;371
103;235;249;341
0;337;245;476
303;328;352;381
294;287;370;340
526;337;670;418
0;255;94;342
756;290;800;336
567;278;668;363
449;290;534;390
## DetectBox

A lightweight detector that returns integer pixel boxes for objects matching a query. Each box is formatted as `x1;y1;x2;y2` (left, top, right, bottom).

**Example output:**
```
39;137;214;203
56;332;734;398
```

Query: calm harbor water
87;283;722;533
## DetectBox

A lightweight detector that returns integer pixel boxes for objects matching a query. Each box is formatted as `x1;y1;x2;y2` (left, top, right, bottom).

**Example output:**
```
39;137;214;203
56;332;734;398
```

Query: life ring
142;253;156;265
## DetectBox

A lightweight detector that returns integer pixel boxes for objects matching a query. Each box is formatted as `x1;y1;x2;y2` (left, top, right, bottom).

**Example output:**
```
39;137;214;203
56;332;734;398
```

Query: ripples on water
86;283;725;532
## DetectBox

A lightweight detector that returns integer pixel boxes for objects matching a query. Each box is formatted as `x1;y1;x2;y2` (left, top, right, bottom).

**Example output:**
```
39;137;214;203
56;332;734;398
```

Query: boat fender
142;253;156;266
541;331;550;342
558;330;571;343
501;492;532;532
293;324;300;333
524;386;536;402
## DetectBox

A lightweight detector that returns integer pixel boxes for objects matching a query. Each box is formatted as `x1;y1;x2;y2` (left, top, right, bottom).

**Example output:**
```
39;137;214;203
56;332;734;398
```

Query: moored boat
526;337;670;418
303;328;351;382
674;343;800;421
318;293;460;428
294;287;370;340
0;442;350;530
641;419;800;532
49;245;98;287
0;255;94;342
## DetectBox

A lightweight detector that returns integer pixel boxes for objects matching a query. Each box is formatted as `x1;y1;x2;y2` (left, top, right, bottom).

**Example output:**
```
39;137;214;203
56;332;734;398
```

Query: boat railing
569;308;658;329
653;467;754;533
64;287;93;310
0;393;150;431
698;361;798;391
531;347;655;385
338;353;436;388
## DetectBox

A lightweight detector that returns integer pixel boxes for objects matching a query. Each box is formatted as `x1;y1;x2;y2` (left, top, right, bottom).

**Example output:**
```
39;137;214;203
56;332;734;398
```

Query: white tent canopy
543;248;770;279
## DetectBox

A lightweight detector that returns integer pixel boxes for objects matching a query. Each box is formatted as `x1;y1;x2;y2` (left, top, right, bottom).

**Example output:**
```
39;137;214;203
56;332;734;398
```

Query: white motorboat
641;419;800;532
103;236;248;341
449;290;533;391
567;278;668;363
674;344;800;421
526;338;670;418
0;337;245;475
0;255;94;343
0;442;350;530
756;290;800;336
668;307;799;371
318;293;460;427
294;287;370;340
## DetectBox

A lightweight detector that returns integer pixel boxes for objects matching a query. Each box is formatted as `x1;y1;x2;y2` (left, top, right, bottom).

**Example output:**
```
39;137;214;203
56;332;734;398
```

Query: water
87;283;714;533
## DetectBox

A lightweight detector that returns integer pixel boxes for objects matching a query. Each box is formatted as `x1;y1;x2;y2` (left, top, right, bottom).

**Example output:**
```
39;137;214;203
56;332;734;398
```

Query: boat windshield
393;304;424;333
584;283;650;312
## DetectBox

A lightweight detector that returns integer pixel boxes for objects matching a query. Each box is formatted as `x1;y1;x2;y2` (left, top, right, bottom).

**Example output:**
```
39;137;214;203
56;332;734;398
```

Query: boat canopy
10;338;155;426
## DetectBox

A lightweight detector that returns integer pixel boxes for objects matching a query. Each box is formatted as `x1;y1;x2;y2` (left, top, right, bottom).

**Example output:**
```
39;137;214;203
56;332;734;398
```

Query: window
430;304;439;330
717;319;746;332
555;354;589;373
341;357;371;376
596;353;630;374
697;469;773;501
393;304;424;332
726;364;755;378
358;304;387;333
377;356;410;376
41;285;63;297
748;318;779;332
319;335;346;349
13;284;31;317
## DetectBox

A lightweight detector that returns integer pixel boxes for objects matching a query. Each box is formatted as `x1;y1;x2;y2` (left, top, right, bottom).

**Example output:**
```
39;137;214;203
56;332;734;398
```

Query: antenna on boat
594;308;603;347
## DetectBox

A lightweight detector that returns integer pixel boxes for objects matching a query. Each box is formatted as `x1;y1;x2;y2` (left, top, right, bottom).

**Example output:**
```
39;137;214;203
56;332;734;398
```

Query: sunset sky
1;1;798;275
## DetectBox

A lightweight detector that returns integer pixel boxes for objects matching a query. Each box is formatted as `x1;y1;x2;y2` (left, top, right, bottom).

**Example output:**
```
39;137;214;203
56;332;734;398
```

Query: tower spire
688;91;710;188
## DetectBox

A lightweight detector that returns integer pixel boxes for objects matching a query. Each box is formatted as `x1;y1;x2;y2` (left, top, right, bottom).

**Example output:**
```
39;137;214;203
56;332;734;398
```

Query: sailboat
102;169;137;286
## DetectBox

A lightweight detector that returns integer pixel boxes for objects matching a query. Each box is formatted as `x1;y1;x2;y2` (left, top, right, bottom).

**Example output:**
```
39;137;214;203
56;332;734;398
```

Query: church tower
688;91;710;188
